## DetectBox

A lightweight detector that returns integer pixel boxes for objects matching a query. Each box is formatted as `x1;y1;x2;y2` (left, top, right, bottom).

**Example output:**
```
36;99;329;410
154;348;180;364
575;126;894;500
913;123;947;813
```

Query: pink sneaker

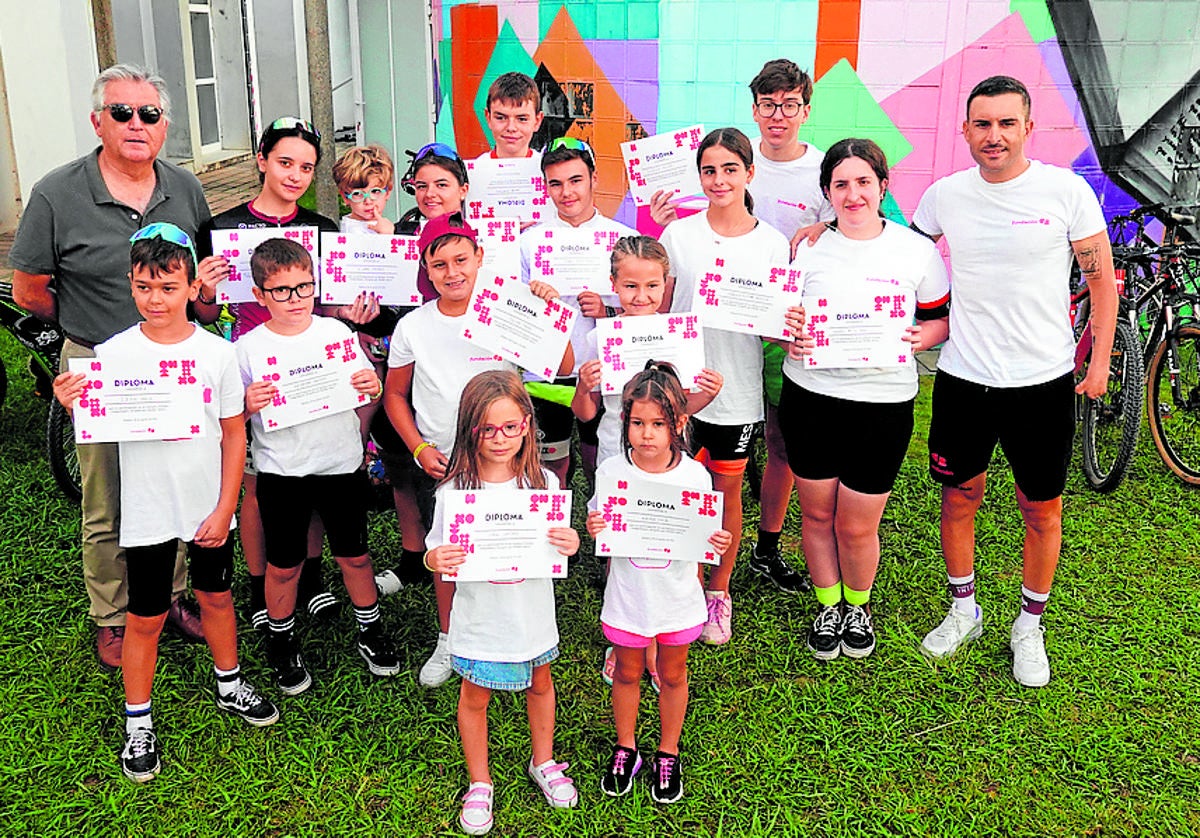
699;590;732;645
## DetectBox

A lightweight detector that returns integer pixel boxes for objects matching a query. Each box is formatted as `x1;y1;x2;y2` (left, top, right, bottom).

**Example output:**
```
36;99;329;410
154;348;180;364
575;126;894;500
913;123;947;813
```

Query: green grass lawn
2;330;1199;837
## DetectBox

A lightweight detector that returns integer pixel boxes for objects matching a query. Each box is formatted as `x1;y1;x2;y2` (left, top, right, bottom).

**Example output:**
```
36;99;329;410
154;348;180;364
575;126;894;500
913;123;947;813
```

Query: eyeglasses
474;417;529;439
412;142;461;163
259;281;316;302
100;103;164;125
129;222;197;268
754;101;805;118
548;137;593;156
343;187;389;203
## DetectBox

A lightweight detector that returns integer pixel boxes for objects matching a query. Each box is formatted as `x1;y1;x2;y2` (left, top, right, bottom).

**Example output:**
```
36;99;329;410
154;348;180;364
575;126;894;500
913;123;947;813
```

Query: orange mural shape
451;3;499;159
815;0;861;79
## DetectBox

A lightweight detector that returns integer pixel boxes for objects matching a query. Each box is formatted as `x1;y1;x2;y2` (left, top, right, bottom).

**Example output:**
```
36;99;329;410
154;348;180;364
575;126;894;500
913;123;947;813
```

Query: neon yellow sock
844;585;872;607
814;582;843;608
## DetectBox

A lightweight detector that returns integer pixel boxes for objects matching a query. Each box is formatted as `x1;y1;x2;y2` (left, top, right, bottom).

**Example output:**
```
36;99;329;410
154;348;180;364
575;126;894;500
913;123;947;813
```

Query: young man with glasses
10;63;212;669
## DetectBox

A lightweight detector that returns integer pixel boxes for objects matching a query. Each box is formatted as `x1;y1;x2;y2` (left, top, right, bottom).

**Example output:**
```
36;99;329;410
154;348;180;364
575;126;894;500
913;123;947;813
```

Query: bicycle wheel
1081;317;1143;492
47;399;82;502
1147;324;1200;484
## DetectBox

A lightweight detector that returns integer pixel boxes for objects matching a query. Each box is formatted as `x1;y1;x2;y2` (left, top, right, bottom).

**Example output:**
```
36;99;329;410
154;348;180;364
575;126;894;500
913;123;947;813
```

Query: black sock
249;575;266;613
756;529;781;554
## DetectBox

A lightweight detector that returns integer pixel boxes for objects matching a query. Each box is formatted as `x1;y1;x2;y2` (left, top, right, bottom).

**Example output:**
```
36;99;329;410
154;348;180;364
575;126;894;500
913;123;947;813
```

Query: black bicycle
0;280;81;501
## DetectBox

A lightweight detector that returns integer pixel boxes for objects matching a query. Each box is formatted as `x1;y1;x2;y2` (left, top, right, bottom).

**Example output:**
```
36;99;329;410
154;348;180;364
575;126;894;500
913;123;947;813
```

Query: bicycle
0;279;81;501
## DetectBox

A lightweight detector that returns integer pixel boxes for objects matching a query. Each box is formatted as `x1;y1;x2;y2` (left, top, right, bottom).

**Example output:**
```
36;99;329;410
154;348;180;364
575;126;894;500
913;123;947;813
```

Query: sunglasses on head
401;143;464;195
268;116;320;136
548;136;593;156
412;142;461;163
129;222;197;268
100;103;164;125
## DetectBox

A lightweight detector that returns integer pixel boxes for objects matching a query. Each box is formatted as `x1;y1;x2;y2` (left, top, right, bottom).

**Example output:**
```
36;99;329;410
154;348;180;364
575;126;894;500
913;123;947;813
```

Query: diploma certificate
621;125;707;208
249;336;370;431
462;275;577;382
67;356;206;444
800;291;913;368
211;227;319;303
593;313;706;395
694;259;802;340
465;157;548;223
593;474;723;564
527;226;622;297
441;489;572;581
478;216;522;279
319;232;422;306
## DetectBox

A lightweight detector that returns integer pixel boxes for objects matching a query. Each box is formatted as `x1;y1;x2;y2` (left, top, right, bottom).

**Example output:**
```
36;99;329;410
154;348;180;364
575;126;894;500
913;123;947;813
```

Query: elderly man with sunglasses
10;63;211;669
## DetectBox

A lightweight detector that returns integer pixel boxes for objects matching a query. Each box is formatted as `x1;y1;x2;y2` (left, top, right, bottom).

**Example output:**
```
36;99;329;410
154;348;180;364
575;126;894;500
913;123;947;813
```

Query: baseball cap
417;212;478;257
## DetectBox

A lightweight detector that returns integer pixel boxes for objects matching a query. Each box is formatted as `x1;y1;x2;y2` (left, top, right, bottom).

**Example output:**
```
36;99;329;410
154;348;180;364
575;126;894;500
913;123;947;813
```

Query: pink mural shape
880;14;1091;216
856;0;1012;98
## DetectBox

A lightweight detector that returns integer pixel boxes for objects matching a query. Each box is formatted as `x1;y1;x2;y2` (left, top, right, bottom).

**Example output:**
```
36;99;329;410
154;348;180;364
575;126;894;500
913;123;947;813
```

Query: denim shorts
452;646;559;691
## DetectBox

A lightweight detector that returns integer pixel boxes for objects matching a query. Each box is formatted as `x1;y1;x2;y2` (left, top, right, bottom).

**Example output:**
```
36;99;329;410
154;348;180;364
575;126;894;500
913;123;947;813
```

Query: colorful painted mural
428;0;1200;232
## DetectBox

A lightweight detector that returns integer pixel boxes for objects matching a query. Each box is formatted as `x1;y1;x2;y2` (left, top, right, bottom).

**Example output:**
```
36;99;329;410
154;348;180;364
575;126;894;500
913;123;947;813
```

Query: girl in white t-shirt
660;128;791;646
587;364;732;804
424;370;580;835
781;138;950;662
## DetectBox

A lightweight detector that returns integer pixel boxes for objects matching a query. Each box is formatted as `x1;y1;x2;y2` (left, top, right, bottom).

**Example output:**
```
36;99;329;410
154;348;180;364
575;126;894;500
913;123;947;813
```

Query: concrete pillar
303;0;338;220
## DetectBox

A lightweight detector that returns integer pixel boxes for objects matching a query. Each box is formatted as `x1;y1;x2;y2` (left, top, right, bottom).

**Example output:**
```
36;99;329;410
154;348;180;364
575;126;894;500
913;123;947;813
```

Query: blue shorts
452;646;559;691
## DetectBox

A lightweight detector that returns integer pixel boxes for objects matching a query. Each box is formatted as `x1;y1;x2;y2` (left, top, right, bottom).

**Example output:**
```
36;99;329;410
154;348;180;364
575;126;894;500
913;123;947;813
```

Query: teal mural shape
473;21;540;147
539;0;660;44
802;59;913;169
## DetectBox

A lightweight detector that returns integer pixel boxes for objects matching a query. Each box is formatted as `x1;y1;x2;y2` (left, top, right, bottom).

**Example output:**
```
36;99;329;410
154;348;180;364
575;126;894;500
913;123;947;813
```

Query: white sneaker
527;758;579;808
1010;624;1051;687
920;605;982;659
419;631;453;687
458;782;493;835
375;569;404;597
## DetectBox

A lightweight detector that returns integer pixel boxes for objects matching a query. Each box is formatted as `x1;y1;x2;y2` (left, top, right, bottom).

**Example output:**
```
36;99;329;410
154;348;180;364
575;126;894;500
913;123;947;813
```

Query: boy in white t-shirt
53;224;278;783
384;213;574;688
475;72;544;163
237;238;400;697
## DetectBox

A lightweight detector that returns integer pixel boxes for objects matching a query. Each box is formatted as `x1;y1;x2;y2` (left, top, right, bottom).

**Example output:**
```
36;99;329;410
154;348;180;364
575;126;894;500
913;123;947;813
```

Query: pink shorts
602;622;705;649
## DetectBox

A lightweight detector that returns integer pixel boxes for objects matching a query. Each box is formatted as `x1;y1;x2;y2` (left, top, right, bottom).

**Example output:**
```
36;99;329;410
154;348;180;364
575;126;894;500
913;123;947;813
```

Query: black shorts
126;538;234;617
257;470;371;568
927;370;1074;502
531;381;576;462
691;418;759;462
778;378;914;495
370;407;421;490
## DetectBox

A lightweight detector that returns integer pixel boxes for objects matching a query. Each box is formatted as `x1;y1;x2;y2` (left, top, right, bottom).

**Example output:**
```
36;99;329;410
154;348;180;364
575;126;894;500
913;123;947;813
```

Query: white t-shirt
748;142;835;239
519;210;638;374
426;468;561;662
100;325;244;547
387;300;516;453
575;334;626;465
662;212;790;424
784;221;950;402
591;454;710;637
912;160;1106;387
236;316;370;476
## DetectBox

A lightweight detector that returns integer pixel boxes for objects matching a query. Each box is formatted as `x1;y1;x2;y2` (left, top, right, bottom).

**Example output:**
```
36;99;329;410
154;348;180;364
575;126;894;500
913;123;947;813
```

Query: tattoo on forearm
1076;245;1102;277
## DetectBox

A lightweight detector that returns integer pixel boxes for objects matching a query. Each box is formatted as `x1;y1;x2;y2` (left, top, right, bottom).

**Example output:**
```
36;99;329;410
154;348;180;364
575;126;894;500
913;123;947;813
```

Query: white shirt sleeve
911;180;943;238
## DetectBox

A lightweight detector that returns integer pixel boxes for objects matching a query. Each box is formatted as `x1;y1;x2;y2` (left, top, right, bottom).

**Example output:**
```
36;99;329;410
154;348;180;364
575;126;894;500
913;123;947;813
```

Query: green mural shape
881;190;907;225
436;91;457;148
801;59;912;169
1010;0;1056;43
539;0;659;44
473;20;539;147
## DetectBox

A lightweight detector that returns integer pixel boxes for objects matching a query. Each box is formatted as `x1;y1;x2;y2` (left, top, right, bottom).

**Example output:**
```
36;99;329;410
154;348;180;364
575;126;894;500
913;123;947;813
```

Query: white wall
0;0;100;205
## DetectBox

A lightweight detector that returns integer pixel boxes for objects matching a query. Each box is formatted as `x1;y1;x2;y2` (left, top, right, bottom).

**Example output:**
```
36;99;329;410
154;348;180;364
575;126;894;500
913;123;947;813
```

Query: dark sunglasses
100;103;164;125
130;222;197;268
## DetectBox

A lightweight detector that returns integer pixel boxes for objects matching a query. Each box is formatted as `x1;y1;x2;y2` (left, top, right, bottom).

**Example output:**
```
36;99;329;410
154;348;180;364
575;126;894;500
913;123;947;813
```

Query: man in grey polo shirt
10;64;210;668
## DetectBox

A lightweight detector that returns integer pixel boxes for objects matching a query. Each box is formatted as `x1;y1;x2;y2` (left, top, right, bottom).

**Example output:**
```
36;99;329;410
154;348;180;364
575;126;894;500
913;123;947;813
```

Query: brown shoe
166;597;205;642
97;625;124;671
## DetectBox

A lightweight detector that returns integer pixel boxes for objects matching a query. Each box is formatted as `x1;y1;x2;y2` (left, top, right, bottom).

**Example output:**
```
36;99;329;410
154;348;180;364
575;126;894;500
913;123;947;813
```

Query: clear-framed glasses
129;222;197;268
754;100;804;118
343;187;389;203
261;281;316;302
474;417;529;439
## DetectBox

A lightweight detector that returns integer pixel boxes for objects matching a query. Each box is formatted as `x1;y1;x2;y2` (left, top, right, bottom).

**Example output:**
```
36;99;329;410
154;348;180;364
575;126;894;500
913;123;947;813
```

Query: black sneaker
357;622;401;676
841;604;876;659
216;679;281;726
748;543;812;593
121;728;161;783
807;604;843;661
267;633;312;696
600;744;642;796
648;750;683;804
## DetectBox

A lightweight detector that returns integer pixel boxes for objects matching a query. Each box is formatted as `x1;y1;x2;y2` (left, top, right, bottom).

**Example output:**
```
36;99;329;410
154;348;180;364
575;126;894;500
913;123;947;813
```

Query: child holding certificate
586;364;733;803
194;117;344;631
660;128;791;645
781;139;949;660
53;224;278;783
237;238;400;695
423;371;580;835
383;214;572;689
